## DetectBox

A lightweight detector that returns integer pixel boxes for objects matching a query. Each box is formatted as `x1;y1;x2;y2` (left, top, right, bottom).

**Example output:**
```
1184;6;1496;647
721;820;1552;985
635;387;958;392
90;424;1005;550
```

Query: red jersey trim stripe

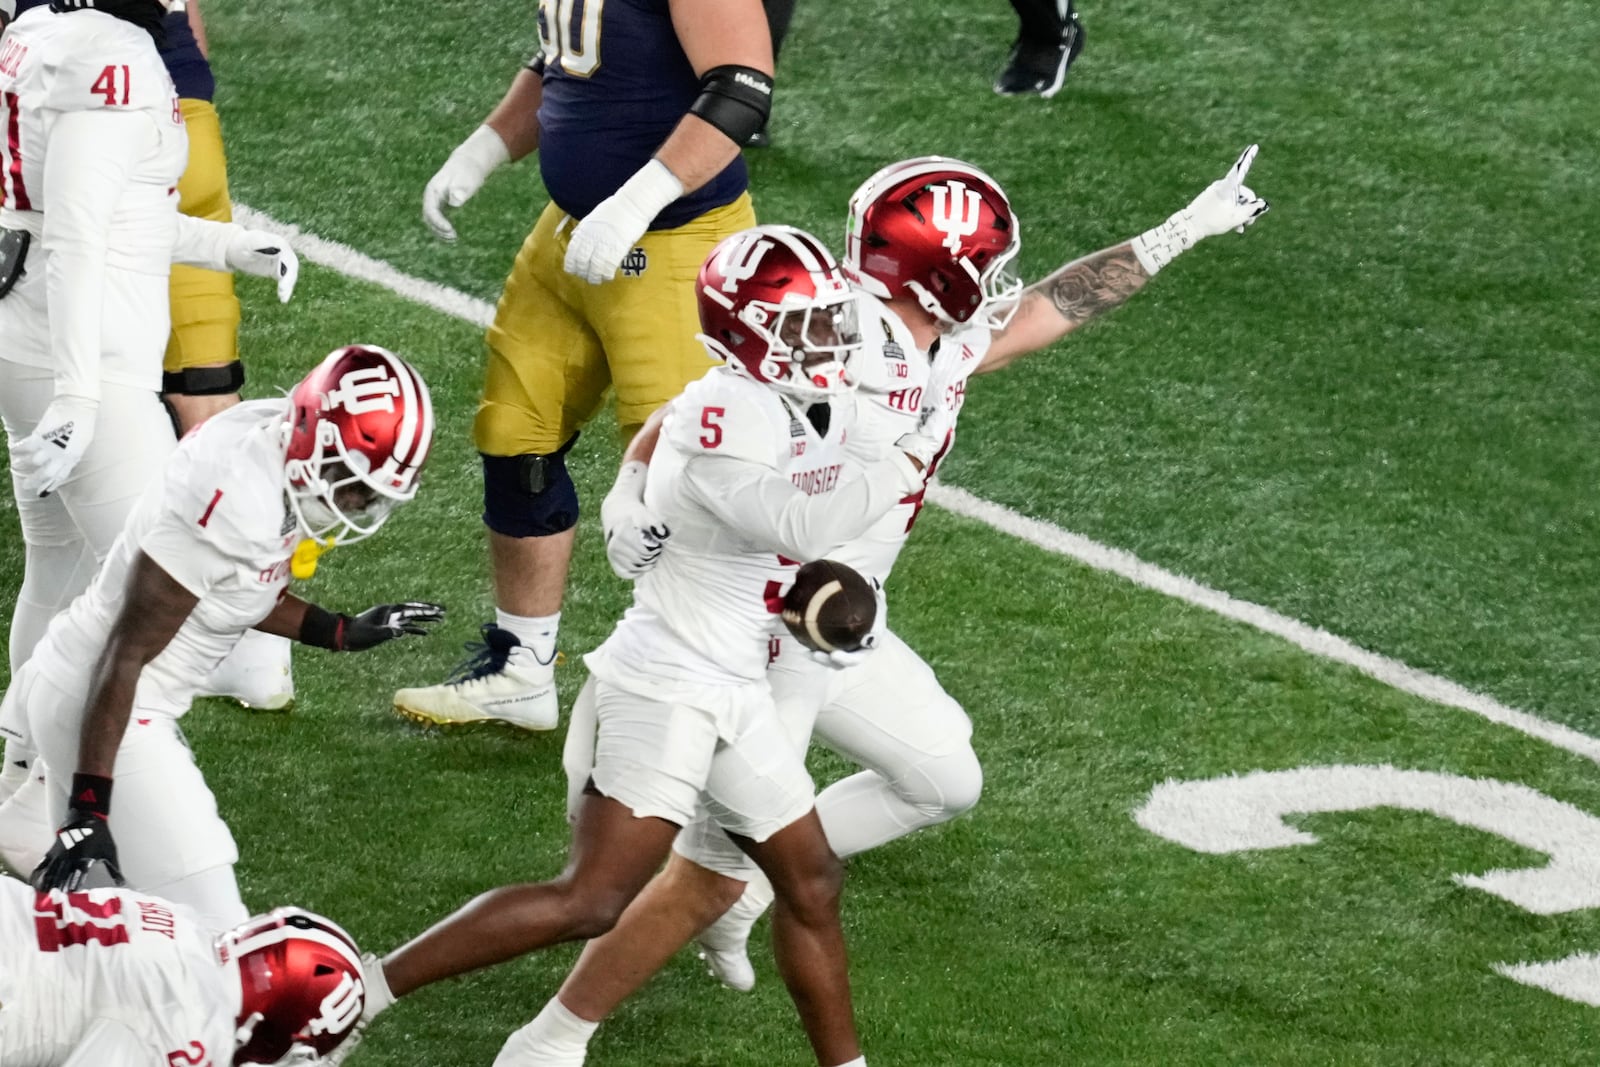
3;91;31;211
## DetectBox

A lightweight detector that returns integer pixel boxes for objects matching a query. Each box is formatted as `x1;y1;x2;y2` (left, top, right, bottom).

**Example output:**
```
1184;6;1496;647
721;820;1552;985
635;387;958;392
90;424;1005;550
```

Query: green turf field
4;0;1600;1062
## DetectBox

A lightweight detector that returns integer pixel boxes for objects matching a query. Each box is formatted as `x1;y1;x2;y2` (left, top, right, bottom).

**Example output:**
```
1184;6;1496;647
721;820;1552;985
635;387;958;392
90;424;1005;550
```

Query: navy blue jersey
13;2;214;100
535;0;747;230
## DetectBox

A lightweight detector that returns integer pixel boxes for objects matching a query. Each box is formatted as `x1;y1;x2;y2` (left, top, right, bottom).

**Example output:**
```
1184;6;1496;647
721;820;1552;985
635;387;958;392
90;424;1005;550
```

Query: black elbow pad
689;64;773;145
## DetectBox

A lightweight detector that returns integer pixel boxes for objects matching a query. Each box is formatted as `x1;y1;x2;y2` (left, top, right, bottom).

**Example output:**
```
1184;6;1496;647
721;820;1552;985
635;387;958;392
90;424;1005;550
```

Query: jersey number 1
91;65;132;107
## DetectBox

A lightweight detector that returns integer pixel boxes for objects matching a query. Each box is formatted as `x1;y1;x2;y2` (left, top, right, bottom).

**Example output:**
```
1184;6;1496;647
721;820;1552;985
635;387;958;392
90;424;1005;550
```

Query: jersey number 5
537;0;604;77
91;64;132;107
699;407;725;449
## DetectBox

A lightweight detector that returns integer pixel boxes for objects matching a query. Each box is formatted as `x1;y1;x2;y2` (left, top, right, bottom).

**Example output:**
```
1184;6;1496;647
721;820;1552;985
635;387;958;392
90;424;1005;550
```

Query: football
781;559;877;653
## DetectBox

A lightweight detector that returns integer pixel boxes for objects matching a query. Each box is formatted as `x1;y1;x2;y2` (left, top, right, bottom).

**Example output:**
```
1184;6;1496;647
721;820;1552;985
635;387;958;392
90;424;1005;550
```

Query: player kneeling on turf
0;345;441;931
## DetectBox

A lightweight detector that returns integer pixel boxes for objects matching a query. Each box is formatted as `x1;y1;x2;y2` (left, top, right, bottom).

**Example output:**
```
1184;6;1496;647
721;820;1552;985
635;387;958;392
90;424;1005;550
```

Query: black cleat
994;8;1086;98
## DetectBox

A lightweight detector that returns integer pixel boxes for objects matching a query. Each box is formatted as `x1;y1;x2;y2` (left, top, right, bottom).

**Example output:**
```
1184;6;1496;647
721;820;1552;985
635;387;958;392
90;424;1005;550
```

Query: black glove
301;602;446;652
31;774;124;892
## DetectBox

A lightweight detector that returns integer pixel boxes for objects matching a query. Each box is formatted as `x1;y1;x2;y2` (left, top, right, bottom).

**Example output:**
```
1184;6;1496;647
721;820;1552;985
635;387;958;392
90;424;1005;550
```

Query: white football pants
0;360;176;672
671;629;982;877
18;663;246;932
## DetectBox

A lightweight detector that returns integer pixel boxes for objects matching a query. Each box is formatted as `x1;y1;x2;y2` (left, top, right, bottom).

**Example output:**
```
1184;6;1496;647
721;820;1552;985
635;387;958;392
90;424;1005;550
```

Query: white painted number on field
1133;764;1600;1006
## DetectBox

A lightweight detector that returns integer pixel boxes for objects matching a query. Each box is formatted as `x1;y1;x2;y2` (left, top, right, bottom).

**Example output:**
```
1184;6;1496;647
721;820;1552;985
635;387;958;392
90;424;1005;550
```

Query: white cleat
201;630;295;711
493;1022;590;1067
492;1000;594;1067
393;624;559;731
694;876;774;992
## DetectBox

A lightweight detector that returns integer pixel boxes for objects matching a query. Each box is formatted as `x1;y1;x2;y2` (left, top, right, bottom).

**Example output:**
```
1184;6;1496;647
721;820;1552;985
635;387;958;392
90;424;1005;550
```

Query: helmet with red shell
220;906;367;1064
843;156;1022;332
696;225;866;400
283;345;433;546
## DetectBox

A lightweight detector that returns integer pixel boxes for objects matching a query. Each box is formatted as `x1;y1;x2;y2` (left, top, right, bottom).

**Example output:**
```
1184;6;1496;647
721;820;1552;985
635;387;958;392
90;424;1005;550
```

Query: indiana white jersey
0;6;187;388
588;367;917;696
30;401;299;716
0;879;238;1067
839;304;995;582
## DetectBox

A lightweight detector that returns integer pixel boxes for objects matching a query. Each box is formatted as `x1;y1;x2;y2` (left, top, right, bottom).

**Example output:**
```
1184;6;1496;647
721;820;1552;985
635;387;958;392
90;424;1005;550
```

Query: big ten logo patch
620;247;648;277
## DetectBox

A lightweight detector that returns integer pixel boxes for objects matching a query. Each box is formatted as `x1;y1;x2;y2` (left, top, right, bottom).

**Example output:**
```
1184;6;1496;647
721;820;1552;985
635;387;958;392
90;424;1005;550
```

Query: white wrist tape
1130;211;1200;275
455;124;512;176
615;158;686;221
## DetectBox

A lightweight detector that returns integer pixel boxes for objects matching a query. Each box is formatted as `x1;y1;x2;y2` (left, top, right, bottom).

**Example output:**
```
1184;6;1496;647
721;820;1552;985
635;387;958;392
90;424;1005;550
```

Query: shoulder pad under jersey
662;369;789;468
39;16;174;113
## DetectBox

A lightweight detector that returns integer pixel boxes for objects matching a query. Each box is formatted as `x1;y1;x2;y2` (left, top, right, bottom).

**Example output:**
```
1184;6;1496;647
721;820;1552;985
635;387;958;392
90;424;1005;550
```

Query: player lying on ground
325;226;953;1067
494;147;1271;1064
0;346;440;932
0;875;368;1065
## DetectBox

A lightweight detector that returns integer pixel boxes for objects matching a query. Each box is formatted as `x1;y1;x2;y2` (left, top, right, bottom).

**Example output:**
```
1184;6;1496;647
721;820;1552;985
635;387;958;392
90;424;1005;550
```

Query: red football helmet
696;225;865;399
283;345;433;546
220;906;367;1064
843;156;1023;331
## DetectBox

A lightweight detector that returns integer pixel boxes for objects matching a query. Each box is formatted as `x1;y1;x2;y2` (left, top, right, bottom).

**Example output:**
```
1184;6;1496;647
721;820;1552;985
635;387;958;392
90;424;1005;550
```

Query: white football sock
830;1058;867;1067
496;609;560;665
493;997;598;1066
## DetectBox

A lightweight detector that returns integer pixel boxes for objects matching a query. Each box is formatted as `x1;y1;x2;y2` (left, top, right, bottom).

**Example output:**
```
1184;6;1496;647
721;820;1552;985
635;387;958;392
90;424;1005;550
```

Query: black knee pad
482;436;581;538
162;361;246;397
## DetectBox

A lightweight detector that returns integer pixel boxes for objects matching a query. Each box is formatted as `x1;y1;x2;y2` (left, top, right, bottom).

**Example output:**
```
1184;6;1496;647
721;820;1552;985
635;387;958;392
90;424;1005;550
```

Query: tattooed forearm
1040;243;1150;328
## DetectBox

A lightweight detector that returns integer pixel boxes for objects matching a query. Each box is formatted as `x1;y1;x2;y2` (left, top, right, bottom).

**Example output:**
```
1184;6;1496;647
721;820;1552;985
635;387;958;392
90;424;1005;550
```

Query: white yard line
236;203;1600;769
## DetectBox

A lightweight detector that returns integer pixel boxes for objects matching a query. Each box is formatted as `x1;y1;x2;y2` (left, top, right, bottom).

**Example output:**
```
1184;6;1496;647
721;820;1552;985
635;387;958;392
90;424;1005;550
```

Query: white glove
1131;144;1270;275
894;393;957;470
10;395;96;497
808;578;888;670
422;125;511;242
564;158;684;285
600;460;670;579
225;229;299;302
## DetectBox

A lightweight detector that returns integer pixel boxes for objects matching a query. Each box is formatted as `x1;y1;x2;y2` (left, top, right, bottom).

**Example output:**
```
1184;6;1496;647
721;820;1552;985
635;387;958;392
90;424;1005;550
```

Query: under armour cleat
201;630;295;711
993;6;1086;99
393;624;559;731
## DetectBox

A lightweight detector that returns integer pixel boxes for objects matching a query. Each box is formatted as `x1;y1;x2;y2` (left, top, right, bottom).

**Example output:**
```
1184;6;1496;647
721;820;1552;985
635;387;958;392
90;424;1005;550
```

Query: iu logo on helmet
324;367;400;416
306;972;364;1037
930;181;982;254
718;236;775;293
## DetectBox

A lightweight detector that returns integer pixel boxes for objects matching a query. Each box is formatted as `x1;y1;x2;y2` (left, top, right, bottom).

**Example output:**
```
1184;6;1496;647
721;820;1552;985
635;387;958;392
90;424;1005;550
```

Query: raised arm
979;242;1150;373
980;144;1270;373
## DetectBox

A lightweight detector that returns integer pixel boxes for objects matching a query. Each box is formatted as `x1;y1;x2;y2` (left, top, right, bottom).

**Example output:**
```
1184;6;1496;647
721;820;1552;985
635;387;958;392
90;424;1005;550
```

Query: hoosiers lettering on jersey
791;462;842;496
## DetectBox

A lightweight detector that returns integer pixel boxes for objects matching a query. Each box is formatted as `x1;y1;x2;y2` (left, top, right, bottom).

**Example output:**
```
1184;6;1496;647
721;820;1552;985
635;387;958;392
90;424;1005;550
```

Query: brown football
781;559;877;653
